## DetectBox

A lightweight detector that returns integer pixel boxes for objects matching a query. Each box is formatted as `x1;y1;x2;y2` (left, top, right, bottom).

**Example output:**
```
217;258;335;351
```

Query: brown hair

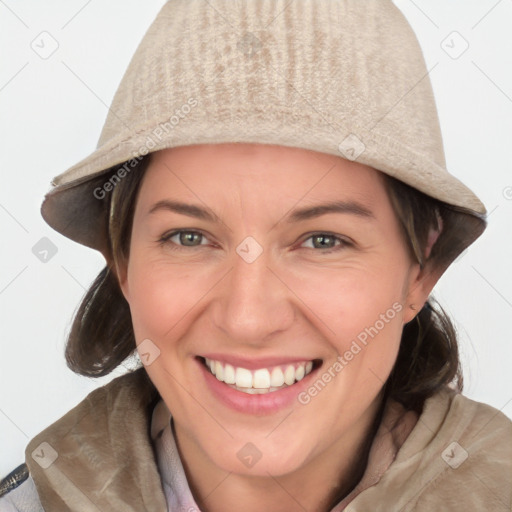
65;155;486;414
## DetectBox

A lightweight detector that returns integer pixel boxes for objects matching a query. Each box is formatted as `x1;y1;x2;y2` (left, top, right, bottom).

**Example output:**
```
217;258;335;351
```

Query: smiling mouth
199;357;322;395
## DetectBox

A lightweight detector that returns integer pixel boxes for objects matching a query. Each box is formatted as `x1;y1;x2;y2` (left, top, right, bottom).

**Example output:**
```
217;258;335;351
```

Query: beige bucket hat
41;0;486;257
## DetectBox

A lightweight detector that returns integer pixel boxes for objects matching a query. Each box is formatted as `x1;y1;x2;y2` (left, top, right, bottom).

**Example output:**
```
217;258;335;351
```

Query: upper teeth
204;358;314;393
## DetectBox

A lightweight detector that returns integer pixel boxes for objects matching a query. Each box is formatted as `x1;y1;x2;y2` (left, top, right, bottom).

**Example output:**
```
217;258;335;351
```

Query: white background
1;0;511;477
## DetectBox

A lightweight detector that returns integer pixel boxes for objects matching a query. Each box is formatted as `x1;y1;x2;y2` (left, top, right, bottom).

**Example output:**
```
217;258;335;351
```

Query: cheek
291;264;406;341
125;251;225;350
125;256;194;340
124;256;209;404
286;263;407;390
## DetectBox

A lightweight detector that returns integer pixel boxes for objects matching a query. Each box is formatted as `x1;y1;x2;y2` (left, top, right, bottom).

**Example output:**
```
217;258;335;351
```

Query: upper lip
199;354;320;370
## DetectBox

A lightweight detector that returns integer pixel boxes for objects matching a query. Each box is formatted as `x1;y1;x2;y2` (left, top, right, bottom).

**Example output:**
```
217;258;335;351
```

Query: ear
402;221;445;323
402;261;444;324
105;254;130;303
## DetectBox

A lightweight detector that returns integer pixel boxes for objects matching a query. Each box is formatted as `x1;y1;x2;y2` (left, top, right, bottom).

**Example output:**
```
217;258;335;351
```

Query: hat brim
41;123;487;258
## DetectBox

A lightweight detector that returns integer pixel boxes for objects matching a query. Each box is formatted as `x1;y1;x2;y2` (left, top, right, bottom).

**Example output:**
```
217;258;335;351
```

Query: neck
173;390;388;512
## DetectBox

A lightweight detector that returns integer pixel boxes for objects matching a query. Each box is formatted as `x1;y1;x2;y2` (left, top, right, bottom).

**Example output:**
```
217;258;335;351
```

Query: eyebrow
284;200;375;223
149;200;220;222
148;199;375;223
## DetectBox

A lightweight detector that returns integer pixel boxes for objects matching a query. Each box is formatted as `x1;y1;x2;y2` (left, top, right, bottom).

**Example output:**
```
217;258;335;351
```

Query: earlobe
403;303;419;324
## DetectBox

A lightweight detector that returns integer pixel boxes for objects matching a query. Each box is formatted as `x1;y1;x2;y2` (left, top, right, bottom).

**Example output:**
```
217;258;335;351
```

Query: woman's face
120;143;432;478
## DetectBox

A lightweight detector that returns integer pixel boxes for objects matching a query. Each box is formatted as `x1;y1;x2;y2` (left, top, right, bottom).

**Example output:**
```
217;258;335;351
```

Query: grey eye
310;234;337;249
302;234;341;250
177;231;204;246
160;230;209;248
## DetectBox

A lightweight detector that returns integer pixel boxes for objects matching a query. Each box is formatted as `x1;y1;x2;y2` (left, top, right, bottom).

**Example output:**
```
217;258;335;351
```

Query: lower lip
196;358;320;415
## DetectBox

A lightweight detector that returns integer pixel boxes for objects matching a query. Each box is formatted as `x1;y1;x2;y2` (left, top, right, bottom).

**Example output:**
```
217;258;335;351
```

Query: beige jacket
1;369;511;511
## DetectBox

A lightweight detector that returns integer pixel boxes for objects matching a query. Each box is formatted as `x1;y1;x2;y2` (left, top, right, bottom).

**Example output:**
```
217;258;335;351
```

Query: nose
211;245;296;345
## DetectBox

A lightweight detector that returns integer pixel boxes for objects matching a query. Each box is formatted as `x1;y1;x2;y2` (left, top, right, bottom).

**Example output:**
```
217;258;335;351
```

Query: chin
200;431;315;478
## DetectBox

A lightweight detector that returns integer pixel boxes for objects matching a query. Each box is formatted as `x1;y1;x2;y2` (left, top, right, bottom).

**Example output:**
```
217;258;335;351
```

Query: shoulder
353;389;512;511
0;369;158;512
436;389;512;460
0;464;42;511
406;387;512;450
410;389;512;510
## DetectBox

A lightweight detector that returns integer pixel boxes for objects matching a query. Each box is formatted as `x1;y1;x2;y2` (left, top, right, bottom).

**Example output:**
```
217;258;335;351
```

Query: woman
1;1;511;511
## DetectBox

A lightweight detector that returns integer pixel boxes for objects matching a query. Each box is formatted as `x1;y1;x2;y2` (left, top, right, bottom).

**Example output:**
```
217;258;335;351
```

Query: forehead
137;143;388;207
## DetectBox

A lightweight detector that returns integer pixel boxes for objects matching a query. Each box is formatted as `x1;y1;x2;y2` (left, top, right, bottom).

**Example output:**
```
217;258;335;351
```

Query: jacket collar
25;369;167;511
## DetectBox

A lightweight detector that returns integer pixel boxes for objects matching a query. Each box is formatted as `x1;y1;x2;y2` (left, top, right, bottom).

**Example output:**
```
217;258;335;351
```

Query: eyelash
157;230;353;254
